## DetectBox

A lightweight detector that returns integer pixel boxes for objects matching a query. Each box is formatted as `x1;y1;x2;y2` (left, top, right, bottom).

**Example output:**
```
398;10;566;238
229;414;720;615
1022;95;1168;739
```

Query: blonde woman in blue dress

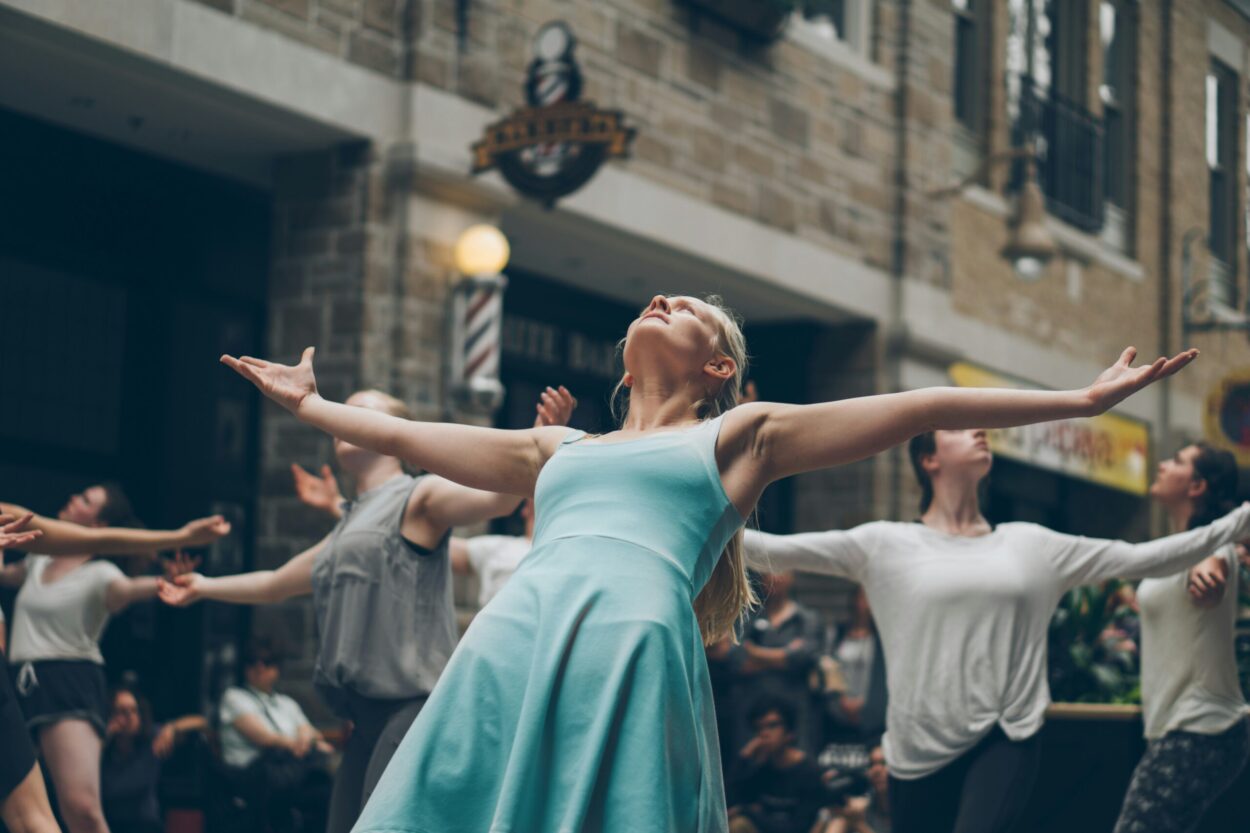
222;294;1197;833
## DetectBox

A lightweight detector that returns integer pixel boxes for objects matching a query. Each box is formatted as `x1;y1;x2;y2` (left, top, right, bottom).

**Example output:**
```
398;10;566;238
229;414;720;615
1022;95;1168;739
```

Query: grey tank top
310;473;456;713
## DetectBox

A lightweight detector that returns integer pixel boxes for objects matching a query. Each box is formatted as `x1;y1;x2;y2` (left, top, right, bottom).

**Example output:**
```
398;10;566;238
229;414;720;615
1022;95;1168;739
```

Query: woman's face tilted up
926;429;994;486
58;485;109;526
1148;444;1204;507
621;295;736;400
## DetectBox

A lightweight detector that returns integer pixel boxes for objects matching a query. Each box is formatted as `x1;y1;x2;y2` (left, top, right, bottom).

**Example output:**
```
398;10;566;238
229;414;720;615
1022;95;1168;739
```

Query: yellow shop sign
949;363;1150;495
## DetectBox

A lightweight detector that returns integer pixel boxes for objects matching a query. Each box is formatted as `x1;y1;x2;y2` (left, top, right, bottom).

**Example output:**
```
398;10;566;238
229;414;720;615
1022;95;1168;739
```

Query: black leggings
1113;719;1250;833
326;693;427;833
889;728;1041;833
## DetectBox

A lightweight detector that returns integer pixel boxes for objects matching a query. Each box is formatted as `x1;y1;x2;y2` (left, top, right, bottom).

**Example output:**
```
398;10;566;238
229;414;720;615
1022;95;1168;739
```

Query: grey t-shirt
311;474;457;714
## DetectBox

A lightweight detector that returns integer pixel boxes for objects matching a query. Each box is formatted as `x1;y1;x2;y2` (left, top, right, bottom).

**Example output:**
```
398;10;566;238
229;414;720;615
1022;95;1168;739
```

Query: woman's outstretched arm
1046;503;1250;589
158;539;327;607
737;347;1196;485
222;348;567;496
0;503;230;556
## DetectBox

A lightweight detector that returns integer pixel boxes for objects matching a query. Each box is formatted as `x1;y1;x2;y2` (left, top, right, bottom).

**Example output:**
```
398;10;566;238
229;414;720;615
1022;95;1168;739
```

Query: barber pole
450;273;508;414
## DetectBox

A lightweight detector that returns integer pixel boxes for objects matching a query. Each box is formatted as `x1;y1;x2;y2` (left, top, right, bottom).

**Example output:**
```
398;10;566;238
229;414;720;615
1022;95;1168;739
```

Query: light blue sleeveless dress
353;416;742;833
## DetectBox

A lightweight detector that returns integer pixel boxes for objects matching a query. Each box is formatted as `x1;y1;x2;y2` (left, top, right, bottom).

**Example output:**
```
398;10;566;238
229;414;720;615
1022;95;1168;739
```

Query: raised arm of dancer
743;528;873;581
1046;503;1250;589
735;348;1196;487
105;552;201;613
1186;552;1231;607
0;513;42;552
292;463;344;519
0;502;230;556
222;349;567;496
158;539;327;607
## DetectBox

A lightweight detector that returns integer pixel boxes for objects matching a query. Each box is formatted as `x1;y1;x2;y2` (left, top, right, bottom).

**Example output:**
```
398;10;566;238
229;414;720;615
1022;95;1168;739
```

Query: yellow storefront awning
948;362;1150;496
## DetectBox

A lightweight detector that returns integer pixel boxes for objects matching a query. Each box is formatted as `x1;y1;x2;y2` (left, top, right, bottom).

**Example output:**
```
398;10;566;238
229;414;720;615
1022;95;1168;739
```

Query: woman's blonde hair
611;294;758;645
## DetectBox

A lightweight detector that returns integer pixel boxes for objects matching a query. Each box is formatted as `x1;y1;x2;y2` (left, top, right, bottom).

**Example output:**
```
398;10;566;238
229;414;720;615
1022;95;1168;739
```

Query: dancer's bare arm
0;503;230;556
720;348;1197;511
158;539;326;607
223;349;568;496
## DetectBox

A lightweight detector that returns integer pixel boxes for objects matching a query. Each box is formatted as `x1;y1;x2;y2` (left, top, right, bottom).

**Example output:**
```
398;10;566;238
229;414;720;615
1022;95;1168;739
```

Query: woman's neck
921;481;990;536
1166;501;1194;534
353;458;405;495
623;378;703;432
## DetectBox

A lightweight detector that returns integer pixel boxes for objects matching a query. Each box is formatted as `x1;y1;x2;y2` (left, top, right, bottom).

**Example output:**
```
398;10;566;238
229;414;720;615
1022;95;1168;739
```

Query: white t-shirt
218;685;313;769
7;555;124;665
1137;544;1250;739
466;535;532;606
745;504;1250;780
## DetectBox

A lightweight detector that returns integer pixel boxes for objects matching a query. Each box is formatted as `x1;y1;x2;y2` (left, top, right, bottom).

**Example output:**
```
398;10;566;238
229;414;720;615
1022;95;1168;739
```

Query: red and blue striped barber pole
451;273;508;414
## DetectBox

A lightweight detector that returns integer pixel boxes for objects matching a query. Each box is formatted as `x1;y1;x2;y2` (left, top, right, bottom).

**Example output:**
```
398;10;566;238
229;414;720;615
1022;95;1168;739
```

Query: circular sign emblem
1204;368;1250;465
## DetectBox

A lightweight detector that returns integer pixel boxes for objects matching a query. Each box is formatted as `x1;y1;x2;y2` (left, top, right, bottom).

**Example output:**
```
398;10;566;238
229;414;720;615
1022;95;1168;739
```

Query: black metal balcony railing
1013;76;1106;234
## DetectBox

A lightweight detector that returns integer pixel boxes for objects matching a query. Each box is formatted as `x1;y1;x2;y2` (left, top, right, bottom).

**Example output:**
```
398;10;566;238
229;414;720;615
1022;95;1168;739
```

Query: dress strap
560;428;588;445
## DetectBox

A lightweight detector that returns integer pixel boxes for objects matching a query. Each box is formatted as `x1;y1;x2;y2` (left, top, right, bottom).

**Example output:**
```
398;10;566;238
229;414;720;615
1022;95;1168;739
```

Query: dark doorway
0;108;270;719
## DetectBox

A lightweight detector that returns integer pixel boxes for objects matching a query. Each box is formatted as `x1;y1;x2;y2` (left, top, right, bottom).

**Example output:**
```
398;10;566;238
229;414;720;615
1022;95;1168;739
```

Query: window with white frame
788;0;872;57
1207;60;1238;306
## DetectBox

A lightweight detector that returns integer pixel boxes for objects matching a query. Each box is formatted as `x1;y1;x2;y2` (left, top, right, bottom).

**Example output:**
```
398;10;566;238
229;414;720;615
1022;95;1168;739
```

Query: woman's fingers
1117;346;1137;367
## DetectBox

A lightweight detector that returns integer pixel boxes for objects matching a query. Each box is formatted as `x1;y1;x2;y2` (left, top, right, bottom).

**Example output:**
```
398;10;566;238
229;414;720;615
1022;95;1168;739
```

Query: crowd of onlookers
709;573;892;833
81;570;892;833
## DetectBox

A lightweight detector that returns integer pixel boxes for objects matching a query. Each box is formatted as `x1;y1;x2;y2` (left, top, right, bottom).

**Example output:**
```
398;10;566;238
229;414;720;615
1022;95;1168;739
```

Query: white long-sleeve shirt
744;504;1250;780
1137;544;1249;739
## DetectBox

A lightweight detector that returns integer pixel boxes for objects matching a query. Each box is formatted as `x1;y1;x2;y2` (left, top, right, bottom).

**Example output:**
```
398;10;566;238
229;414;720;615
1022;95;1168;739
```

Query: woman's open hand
1085;347;1198;415
0;513;41;550
157;573;207;607
222;346;320;414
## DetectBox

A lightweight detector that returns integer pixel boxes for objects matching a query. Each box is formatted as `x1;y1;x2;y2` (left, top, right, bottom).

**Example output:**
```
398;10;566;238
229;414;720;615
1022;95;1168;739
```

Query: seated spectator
218;637;331;833
101;683;207;833
824;587;887;745
818;745;890;833
730;570;823;754
728;697;827;833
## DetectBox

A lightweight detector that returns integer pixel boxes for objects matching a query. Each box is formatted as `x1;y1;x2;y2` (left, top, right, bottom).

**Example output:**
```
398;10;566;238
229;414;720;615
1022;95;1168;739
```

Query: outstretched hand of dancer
293;463;343;517
181;515;232;548
221;346;319;414
1187;555;1229;608
0;513;42;550
1083;347;1198;415
535;386;578;428
157;573;207;607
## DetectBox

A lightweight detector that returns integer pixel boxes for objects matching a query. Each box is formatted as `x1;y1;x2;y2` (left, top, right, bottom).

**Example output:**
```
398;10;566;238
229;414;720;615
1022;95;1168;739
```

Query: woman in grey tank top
159;386;575;833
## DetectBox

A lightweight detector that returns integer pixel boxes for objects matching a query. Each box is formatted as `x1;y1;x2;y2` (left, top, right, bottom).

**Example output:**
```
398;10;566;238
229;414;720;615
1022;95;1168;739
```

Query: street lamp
454;224;511;277
929;146;1058;280
448;224;510;415
1000;155;1057;281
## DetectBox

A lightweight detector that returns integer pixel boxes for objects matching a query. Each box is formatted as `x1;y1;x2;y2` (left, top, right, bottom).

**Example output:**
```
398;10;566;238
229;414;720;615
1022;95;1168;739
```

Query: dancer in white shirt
745;428;1250;833
1113;442;1250;833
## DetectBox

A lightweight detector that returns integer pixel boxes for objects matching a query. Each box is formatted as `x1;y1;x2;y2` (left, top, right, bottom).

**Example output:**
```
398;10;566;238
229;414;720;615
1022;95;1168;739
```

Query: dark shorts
9;658;109;736
0;651;38;803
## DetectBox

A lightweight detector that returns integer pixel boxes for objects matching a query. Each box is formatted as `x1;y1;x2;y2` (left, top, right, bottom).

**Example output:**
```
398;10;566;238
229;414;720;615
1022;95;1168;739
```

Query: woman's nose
646;295;669;313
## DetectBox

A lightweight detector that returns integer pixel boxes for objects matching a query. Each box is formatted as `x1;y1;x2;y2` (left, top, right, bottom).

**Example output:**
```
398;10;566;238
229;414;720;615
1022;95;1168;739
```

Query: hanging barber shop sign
471;22;635;205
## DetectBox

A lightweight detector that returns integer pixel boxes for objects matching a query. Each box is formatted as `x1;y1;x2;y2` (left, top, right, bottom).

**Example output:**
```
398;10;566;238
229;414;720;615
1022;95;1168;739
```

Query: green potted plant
1047;581;1141;705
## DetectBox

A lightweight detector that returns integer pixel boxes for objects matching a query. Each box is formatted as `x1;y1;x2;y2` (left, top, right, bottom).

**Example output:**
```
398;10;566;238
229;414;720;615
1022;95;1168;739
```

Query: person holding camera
728;697;826;833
